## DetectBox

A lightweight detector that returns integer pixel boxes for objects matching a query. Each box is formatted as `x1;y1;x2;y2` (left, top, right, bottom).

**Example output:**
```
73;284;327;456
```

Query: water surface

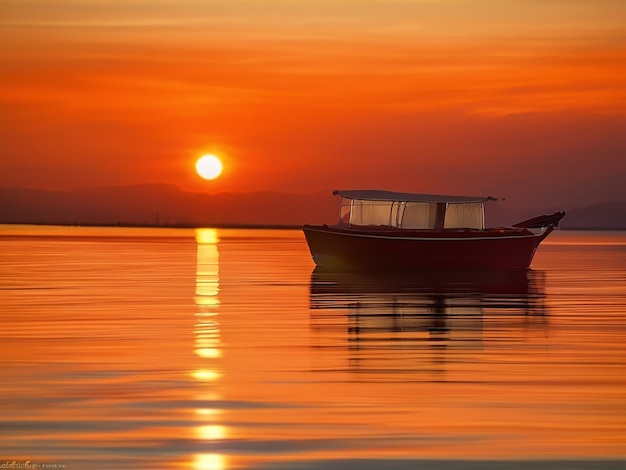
1;226;625;469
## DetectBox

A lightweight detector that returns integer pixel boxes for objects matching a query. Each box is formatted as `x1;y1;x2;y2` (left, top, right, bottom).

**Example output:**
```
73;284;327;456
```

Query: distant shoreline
1;222;625;231
0;222;304;230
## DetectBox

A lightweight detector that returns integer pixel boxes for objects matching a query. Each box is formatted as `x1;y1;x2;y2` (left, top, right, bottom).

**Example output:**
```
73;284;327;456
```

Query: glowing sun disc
196;155;223;180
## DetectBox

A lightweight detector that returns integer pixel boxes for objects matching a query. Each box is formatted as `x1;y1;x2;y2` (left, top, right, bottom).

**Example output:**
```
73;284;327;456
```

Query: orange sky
1;0;625;208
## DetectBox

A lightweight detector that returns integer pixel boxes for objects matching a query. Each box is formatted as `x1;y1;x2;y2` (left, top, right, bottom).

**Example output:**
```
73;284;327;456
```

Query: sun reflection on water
193;453;227;470
196;408;222;417
193;229;226;469
196;424;228;440
192;369;222;381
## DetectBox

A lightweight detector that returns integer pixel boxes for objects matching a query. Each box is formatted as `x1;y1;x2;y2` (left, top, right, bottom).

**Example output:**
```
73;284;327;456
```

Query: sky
1;0;625;208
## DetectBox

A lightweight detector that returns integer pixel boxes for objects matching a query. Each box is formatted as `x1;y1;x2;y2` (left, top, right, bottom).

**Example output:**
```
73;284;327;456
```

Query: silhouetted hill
0;185;624;229
483;200;626;230
559;201;626;230
0;184;337;226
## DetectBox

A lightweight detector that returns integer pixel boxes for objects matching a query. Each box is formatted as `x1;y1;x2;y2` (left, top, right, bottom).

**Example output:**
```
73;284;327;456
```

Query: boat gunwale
303;225;544;242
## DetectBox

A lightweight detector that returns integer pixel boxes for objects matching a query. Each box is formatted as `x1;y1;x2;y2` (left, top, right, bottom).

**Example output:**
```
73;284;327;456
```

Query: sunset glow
1;0;625;208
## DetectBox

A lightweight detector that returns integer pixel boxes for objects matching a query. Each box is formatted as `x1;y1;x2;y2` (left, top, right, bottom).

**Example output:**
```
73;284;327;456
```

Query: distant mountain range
557;201;626;230
0;184;337;227
1;184;625;229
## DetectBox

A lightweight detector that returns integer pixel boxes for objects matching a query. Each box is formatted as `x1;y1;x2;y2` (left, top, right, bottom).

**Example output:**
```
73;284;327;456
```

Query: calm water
1;225;626;469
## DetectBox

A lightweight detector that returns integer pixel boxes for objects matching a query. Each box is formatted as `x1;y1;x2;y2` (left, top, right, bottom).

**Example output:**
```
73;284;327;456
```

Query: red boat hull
303;225;553;270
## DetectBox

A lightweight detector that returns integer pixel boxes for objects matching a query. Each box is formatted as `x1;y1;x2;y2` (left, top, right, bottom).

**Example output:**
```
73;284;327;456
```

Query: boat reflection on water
310;268;548;378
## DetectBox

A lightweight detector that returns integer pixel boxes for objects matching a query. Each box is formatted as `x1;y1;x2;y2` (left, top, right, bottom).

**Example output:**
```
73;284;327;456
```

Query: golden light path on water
194;228;226;470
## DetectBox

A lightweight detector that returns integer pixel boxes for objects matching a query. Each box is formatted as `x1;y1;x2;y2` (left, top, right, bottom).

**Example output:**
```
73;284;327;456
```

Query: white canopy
333;189;496;204
334;190;494;229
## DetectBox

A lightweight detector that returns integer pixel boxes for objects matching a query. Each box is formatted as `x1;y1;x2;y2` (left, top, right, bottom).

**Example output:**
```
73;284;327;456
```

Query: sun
196;154;223;181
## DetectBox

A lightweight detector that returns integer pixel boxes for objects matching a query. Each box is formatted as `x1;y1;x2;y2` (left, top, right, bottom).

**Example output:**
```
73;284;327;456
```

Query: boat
302;189;565;270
